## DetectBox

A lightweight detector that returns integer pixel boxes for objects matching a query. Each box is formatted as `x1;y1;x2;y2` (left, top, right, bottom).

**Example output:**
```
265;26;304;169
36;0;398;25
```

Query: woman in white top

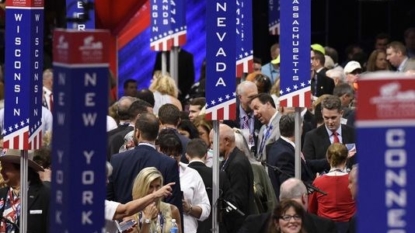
150;71;182;114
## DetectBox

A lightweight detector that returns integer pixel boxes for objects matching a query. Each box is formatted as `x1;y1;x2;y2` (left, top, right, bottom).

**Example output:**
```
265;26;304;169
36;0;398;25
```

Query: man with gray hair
280;178;338;233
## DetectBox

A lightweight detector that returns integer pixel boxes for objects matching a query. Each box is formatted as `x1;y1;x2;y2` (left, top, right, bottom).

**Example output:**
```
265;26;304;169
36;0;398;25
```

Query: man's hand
154;182;175;199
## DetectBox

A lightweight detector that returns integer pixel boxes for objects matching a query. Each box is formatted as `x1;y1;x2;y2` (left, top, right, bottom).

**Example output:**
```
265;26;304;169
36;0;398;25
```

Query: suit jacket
238;212;337;233
234;104;263;154
266;138;315;198
401;58;415;72
221;147;255;233
0;182;50;233
107;125;134;160
302;124;356;170
107;124;129;138
311;68;335;97
187;161;231;233
107;144;183;214
153;49;195;101
256;112;282;162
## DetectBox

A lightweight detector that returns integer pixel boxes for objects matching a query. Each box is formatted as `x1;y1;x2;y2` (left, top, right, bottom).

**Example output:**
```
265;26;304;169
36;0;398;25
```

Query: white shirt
104;200;120;233
107;116;118;132
398;57;409;72
179;162;211;233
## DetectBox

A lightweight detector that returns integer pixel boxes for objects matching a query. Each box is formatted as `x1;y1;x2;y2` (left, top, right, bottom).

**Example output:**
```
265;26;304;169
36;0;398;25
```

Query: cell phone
116;219;136;232
345;143;356;151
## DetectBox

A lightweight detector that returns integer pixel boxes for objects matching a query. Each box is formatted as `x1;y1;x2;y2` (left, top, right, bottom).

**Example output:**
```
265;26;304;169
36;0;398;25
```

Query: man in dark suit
107;113;182;215
303;95;356;170
209;124;255;233
107;99;152;160
238;178;337;233
158;104;190;163
311;50;335;97
234;81;262;154
107;96;137;138
153;48;195;102
266;113;316;198
186;138;232;233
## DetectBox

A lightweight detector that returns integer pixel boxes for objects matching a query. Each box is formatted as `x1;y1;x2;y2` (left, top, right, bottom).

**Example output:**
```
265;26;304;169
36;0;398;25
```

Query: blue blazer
107;144;182;213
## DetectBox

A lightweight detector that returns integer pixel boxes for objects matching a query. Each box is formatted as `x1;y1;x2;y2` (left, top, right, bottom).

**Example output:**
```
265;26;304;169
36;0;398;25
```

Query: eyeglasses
280;215;301;221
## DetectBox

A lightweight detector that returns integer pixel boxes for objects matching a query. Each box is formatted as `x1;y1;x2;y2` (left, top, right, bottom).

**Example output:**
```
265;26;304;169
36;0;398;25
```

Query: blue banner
50;30;109;232
268;0;280;35
66;0;95;29
356;75;415;233
150;0;187;51
235;0;253;77
4;3;44;150
279;0;311;108
205;0;236;120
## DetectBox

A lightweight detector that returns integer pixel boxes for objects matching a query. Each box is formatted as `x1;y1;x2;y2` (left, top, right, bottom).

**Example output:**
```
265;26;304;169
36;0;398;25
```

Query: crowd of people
0;27;413;233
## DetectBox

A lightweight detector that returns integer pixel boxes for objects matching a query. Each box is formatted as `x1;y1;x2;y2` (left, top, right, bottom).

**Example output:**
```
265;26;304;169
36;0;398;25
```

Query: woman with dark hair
157;130;210;233
308;143;356;233
269;199;306;233
366;49;390;72
254;74;272;94
177;120;199;139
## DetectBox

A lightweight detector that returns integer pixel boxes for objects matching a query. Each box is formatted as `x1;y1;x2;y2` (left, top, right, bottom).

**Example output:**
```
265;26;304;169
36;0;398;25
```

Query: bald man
235;81;262;153
280;178;337;233
209;124;255;233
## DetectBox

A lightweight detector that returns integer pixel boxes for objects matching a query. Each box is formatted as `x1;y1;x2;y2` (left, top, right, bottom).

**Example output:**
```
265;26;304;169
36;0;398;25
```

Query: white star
38;121;42;127
280;90;284;95
2;129;6;135
250;50;253;54
26;118;29;123
154;37;158;41
225;94;230;99
244;52;248;56
8;127;12;132
286;87;291;92
232;92;236;97
218;97;223;102
163;32;167;36
294;85;298;90
308;80;311;84
239;54;243;58
180;26;184;30
20;121;24;126
159;35;162;39
168;30;173;35
205;103;209;107
301;82;305;87
14;124;18;129
211;100;216;105
175;28;179;32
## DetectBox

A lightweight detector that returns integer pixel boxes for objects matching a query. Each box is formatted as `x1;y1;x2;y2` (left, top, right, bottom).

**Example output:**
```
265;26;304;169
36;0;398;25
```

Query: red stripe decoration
205;100;237;121
150;30;187;51
279;88;311;108
3;128;30;150
236;55;253;78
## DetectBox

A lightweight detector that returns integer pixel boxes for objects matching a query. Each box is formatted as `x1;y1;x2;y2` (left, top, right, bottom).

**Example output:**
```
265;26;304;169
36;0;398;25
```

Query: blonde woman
132;167;182;233
149;74;182;114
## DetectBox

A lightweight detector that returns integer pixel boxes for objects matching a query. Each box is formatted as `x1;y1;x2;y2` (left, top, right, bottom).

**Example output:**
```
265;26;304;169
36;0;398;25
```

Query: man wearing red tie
302;95;357;172
42;69;53;112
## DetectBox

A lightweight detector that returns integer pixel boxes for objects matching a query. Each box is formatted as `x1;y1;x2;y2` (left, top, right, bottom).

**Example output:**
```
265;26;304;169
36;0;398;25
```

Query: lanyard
258;125;273;159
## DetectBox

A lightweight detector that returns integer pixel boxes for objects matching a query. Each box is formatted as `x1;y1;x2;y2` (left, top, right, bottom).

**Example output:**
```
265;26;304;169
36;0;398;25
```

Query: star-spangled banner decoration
268;0;280;35
205;0;237;120
279;0;311;108
4;0;44;150
150;0;187;51
236;0;253;78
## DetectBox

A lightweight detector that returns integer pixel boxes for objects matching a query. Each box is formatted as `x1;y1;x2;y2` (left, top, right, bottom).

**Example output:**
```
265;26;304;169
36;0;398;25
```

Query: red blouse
308;173;356;222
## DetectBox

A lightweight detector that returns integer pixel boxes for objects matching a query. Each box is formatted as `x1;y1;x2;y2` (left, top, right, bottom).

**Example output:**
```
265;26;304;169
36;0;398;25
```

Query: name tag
30;210;42;215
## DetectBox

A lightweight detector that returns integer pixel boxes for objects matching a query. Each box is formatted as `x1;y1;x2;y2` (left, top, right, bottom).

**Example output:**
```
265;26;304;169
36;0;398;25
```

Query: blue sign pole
356;73;415;233
279;0;311;108
66;0;95;29
268;0;280;35
50;29;109;232
235;0;253;78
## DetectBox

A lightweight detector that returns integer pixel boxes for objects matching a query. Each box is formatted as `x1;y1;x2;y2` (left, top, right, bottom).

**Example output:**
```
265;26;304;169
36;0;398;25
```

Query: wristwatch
144;218;151;224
